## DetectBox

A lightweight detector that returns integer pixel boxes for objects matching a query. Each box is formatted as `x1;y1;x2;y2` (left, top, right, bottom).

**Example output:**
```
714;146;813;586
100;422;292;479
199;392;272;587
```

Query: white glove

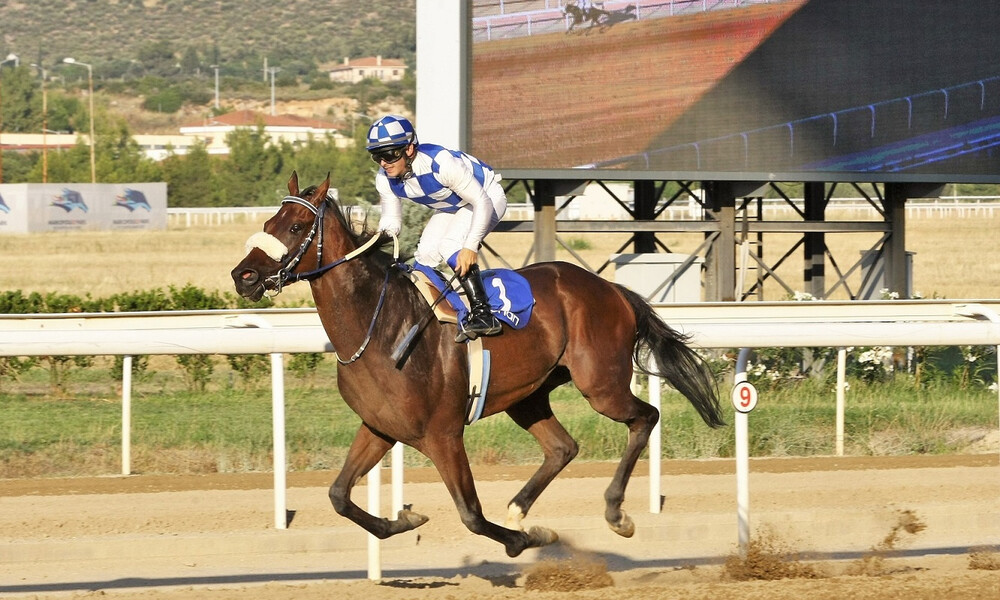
378;218;401;237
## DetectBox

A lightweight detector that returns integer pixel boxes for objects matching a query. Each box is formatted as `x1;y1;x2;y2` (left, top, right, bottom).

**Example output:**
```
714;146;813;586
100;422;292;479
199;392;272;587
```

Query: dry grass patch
1;211;998;302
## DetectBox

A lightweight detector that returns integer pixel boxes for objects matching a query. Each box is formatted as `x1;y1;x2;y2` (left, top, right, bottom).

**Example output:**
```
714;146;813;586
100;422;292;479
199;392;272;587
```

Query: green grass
1;358;997;479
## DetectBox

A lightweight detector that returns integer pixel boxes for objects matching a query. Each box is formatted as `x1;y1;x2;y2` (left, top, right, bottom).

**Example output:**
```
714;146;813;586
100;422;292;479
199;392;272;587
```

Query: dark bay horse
232;172;724;558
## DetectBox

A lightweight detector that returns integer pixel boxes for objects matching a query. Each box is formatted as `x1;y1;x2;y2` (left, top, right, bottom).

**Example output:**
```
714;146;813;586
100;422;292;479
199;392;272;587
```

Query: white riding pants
414;180;507;268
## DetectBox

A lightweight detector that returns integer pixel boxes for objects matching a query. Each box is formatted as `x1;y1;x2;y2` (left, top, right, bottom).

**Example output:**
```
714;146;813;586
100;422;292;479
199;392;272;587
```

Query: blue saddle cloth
480;268;534;330
409;263;534;330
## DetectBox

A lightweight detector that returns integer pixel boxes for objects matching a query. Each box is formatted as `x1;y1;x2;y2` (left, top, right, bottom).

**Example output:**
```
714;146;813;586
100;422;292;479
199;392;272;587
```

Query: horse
563;2;611;32
231;172;724;558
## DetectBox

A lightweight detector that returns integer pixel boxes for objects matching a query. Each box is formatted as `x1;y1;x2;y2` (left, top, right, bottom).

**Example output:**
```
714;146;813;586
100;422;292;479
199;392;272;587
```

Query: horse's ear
287;171;299;196
315;173;331;204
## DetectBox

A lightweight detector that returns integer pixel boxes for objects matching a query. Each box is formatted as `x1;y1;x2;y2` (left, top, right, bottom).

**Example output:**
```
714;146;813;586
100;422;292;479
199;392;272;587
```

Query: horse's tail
617;284;726;428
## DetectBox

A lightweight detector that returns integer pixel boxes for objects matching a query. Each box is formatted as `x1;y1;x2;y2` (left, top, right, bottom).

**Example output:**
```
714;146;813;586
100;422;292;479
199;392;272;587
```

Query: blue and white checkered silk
385;144;495;213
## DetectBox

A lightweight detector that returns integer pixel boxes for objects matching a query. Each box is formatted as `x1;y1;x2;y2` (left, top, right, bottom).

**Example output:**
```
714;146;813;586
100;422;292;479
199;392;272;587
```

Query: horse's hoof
527;525;559;547
608;510;635;538
504;526;559;558
396;508;429;531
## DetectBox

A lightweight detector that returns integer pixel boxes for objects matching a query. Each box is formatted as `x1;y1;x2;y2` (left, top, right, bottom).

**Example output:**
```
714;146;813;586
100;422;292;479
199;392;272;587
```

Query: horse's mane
302;184;405;269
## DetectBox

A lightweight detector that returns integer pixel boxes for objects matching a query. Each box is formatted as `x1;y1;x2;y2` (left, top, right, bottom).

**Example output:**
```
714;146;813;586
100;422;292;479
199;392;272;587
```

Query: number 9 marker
731;381;758;413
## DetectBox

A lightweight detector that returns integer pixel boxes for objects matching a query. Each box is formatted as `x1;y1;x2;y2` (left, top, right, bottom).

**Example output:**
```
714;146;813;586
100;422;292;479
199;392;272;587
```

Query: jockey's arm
374;174;403;236
437;153;496;255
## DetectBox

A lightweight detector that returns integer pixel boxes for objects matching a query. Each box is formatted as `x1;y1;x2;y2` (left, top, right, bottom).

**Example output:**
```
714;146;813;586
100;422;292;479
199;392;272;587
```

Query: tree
43;140;93;183
217;126;284;205
161;142;223;207
137;41;178;77
0;65;41;133
96;117;162;183
180;46;200;75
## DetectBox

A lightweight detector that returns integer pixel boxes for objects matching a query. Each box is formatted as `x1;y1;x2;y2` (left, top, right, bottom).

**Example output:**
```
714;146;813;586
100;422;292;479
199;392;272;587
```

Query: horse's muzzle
232;266;266;302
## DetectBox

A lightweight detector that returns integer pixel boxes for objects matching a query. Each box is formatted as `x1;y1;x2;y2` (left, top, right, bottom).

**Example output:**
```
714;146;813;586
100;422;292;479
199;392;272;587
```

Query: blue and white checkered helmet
366;115;417;151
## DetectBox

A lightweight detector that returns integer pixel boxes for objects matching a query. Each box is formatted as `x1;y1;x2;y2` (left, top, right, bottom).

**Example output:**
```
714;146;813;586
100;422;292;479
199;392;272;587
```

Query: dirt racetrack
1;454;998;599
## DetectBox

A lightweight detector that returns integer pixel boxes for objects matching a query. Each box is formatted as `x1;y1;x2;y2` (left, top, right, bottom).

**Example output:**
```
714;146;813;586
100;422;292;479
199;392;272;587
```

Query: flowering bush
744;291;836;389
740;289;996;391
847;345;894;383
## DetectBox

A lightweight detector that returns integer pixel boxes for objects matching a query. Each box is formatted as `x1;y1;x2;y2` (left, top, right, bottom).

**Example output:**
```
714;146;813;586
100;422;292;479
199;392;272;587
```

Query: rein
265;193;399;365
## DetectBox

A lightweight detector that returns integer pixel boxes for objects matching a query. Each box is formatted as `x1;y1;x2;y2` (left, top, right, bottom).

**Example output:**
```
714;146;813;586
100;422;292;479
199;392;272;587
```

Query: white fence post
367;462;382;580
121;355;132;476
391;443;405;516
836;348;847;456
271;351;287;530
648;372;662;514
732;348;757;557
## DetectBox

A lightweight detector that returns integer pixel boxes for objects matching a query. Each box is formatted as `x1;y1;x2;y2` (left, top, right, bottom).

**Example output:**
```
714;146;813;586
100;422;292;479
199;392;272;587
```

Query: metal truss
490;177;939;302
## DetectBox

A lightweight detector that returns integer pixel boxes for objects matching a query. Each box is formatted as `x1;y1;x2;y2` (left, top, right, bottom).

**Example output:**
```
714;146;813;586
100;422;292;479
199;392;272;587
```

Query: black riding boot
456;264;502;343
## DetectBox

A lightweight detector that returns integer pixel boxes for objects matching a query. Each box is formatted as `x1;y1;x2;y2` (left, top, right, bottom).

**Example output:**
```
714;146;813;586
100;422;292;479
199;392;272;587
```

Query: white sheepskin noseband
244;231;289;262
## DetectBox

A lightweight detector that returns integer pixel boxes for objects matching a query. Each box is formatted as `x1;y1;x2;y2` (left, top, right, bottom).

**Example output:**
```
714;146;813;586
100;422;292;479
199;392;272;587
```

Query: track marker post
732;348;758;557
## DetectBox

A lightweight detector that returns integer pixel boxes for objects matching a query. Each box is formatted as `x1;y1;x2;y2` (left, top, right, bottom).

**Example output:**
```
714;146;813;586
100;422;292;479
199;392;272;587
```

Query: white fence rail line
2;301;999;573
472;0;778;42
167;198;1000;228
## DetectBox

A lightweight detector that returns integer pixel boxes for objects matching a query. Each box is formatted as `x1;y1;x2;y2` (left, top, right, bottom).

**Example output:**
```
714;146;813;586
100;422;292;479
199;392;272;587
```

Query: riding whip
391;271;459;365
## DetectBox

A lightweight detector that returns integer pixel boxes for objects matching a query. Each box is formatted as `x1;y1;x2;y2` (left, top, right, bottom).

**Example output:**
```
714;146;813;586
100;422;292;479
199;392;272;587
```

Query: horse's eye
290;223;303;234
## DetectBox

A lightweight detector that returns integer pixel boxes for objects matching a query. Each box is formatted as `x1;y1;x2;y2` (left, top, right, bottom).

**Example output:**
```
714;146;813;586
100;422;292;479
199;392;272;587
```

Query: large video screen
469;0;1000;183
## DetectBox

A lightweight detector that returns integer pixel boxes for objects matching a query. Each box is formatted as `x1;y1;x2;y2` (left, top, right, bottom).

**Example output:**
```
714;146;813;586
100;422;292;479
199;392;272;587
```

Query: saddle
407;269;458;324
406;267;535;330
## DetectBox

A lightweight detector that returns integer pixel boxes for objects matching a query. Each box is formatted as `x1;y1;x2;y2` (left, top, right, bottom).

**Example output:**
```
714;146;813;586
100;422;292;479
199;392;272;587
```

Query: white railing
499;197;1000;222
472;0;779;42
165;197;1000;229
167;207;276;227
2;300;999;571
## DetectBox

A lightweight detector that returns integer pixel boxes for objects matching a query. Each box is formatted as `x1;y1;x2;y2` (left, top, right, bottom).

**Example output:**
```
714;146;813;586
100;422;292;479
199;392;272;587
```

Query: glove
378;218;401;237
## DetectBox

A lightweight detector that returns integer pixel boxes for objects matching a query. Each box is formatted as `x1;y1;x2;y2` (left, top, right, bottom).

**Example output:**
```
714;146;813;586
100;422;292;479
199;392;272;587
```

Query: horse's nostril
241;269;258;283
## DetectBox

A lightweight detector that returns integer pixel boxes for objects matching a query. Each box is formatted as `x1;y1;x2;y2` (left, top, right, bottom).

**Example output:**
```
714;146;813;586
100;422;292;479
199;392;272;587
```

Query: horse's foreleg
601;396;659;537
503;396;578;531
329;423;429;539
426;435;557;557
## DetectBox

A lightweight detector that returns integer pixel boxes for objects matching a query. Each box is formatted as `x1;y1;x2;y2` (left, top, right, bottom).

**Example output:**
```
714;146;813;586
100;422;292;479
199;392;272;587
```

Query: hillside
0;0;415;73
0;0;416;135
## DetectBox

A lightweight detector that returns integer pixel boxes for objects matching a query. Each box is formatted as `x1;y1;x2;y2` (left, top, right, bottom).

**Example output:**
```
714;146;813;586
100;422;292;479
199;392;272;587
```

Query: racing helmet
366;115;417;151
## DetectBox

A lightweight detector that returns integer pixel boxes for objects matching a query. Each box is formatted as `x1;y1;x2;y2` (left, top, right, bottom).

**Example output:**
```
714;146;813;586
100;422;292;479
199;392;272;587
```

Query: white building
178;109;350;155
326;56;408;84
2;110;351;161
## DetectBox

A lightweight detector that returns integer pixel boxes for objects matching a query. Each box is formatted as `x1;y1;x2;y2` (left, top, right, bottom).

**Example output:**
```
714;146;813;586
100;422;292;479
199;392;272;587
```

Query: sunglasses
370;145;408;165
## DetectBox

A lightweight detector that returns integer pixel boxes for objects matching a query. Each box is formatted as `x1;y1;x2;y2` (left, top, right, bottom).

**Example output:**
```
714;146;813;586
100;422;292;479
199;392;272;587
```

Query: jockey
367;114;506;343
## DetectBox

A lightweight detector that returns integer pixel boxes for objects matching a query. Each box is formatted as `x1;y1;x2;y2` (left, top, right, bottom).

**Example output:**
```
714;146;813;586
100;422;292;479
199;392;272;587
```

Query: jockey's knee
413;248;441;268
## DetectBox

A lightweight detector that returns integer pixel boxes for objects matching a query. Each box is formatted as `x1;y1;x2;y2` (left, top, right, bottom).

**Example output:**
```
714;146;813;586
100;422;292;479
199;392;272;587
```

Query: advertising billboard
470;0;1000;183
0;183;167;234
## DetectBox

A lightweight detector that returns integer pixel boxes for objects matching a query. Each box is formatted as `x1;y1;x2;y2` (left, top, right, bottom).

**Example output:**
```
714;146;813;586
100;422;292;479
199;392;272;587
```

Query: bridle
262;193;399;365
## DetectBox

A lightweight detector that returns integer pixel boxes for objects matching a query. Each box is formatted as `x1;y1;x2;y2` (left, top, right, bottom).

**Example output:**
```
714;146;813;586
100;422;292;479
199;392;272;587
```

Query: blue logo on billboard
0;193;9;214
115;188;152;212
51;189;89;213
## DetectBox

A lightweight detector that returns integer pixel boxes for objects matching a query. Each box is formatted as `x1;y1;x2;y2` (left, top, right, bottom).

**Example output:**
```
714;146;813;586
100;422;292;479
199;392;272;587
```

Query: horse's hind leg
328;423;429;539
600;393;658;537
423;433;558;558
503;392;579;530
575;366;659;537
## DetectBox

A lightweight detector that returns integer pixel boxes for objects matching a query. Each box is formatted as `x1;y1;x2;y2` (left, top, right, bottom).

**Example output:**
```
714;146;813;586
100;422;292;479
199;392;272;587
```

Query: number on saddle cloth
480;269;534;330
409;263;535;330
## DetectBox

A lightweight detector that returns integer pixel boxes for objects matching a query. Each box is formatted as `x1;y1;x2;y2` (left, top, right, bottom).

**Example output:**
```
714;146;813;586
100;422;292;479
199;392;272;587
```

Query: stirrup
455;314;501;343
455;323;476;344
